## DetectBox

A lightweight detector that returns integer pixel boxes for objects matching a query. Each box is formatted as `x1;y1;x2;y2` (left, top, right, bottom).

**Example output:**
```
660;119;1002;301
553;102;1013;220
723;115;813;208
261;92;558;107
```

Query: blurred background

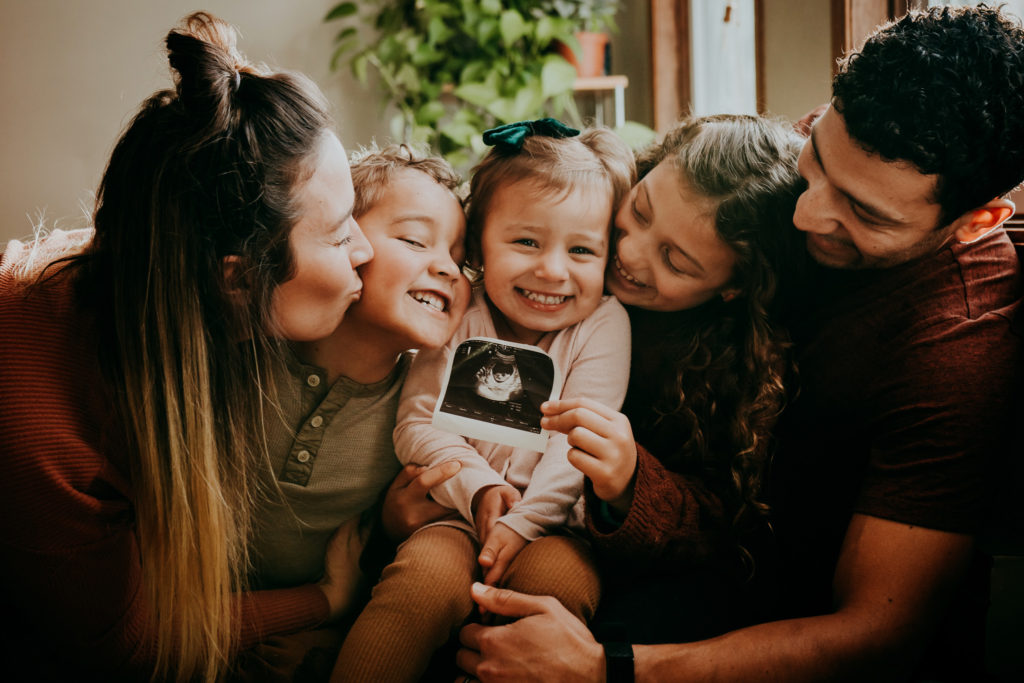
0;0;1018;243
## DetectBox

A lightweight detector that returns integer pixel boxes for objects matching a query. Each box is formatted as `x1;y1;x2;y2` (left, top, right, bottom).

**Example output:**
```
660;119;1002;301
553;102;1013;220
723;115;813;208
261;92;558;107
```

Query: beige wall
761;0;834;121
0;0;387;243
1;0;833;244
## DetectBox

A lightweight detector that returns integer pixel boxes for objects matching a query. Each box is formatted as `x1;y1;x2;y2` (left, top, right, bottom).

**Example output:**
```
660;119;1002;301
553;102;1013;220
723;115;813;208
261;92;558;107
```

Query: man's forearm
635;612;916;683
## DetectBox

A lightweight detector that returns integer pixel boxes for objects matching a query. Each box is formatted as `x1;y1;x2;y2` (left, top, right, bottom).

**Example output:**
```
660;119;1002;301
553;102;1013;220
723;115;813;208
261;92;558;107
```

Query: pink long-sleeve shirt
393;289;631;541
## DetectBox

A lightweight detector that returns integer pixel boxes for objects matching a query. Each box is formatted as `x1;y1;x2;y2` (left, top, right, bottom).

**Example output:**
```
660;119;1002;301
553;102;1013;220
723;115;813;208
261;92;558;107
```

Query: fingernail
471;582;489;596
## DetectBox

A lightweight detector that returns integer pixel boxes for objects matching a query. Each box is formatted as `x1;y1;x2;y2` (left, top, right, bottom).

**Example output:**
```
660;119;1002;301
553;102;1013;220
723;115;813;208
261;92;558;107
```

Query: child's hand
472;484;521;547
477;523;528;586
541;397;638;515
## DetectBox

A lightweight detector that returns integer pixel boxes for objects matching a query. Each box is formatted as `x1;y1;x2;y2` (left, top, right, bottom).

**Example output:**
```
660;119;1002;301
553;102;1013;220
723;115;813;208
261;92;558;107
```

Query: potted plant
544;0;622;78
325;0;650;169
325;0;583;170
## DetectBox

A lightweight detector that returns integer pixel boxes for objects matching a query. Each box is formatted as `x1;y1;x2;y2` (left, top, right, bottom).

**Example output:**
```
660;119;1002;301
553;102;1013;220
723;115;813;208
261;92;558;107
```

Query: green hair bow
482;118;580;153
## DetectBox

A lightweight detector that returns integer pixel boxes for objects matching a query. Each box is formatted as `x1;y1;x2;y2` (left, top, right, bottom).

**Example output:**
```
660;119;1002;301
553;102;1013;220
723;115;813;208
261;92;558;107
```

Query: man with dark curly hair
453;5;1024;681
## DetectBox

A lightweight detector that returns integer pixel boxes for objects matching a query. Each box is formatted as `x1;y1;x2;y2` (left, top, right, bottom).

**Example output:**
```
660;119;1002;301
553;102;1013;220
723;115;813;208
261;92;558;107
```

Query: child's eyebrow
640;181;653;215
390;214;437;226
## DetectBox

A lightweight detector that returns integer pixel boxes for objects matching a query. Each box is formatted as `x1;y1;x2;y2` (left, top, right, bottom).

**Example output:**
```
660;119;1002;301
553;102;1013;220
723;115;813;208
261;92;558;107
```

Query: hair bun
166;11;248;116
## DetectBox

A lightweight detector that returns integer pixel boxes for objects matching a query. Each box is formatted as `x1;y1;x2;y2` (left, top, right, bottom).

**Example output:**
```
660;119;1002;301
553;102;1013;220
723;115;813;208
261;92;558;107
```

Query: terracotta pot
557;31;609;78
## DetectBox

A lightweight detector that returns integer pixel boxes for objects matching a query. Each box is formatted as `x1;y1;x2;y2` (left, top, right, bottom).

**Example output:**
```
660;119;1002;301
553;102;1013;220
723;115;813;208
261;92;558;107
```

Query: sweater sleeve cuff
585;445;672;545
235;583;330;652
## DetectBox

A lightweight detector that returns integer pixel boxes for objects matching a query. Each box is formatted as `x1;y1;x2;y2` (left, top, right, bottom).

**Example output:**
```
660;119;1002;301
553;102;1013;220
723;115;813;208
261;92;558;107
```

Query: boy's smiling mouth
410;290;449;312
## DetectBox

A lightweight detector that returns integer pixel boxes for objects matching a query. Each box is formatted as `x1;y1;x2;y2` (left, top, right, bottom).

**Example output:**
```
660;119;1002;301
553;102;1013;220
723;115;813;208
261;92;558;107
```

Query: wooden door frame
830;0;928;71
649;0;765;132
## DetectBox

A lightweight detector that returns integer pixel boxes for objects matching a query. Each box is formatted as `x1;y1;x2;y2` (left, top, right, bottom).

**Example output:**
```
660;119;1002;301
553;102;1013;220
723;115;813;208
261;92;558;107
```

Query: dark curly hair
622;115;809;571
833;4;1024;226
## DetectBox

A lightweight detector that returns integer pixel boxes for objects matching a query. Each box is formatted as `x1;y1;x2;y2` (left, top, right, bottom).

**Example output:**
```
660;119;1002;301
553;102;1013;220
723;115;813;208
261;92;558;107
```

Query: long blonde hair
63;12;331;681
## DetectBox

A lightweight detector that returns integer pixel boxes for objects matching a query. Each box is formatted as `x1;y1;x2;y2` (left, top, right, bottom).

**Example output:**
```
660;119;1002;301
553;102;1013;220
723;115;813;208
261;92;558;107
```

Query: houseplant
545;0;621;77
326;0;583;170
325;0;651;170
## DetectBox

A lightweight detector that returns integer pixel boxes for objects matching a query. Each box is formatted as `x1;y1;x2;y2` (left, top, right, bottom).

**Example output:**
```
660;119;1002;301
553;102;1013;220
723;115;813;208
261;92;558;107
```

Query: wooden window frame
649;0;765;133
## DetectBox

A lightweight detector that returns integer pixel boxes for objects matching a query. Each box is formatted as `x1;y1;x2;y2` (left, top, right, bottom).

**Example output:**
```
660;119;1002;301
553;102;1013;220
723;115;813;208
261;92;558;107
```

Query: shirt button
310;415;324;428
296;450;311;463
306;374;321;387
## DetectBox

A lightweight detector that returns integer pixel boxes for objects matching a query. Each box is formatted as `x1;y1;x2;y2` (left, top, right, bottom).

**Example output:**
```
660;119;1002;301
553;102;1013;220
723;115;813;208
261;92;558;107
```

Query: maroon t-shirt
770;229;1022;673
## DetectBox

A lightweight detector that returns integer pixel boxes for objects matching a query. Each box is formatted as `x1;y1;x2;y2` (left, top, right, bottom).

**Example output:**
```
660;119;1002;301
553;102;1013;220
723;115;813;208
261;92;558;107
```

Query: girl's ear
721;287;742;303
953;198;1016;243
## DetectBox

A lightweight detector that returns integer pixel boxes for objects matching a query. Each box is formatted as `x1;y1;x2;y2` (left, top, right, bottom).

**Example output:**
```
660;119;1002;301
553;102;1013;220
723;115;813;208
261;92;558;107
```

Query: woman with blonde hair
0;12;373;681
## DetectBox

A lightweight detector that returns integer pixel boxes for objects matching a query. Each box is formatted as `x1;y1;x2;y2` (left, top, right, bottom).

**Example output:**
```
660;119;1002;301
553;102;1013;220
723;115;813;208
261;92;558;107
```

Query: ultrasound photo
431;337;561;452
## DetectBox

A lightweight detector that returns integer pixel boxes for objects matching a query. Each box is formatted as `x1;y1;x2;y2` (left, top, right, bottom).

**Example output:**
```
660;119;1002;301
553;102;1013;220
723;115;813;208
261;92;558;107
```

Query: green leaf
329;40;357;72
476;18;498;44
411;42;444;67
536;16;556;45
541;57;577;98
324;2;357;22
480;0;502;16
460;60;489;85
452;106;479;126
510;82;544;120
439;120;478;147
415;101;447;126
427;16;452;46
486;96;517;123
334;26;357;44
499;10;526;48
350;53;369;83
615;121;658;150
390;112;408;141
445;149;472;172
410;124;435;144
454;82;499;108
469;132;490;156
395;63;421;94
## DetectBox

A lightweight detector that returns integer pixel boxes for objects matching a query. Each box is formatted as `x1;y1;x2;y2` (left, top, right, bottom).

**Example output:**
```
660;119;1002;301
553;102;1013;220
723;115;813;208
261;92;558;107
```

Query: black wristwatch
603;641;634;683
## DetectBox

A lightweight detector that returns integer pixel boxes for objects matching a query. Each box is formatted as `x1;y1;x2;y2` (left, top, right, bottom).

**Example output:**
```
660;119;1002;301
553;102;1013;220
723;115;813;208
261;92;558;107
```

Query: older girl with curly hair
541;113;808;641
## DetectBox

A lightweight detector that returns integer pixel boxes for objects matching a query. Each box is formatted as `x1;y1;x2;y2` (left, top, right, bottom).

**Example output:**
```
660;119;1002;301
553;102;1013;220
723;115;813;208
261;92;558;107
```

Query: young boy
237;146;470;678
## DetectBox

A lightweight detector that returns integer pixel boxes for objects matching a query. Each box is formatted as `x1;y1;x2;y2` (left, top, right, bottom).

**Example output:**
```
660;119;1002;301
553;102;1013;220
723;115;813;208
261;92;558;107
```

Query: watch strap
603;641;634;683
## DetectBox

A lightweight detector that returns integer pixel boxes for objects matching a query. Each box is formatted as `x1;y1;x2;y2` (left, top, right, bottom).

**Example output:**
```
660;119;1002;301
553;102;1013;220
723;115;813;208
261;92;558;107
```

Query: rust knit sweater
0;234;328;679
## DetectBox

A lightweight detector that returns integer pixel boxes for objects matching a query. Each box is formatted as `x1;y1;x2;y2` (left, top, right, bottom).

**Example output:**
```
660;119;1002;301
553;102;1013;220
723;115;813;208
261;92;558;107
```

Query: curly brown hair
623;114;808;568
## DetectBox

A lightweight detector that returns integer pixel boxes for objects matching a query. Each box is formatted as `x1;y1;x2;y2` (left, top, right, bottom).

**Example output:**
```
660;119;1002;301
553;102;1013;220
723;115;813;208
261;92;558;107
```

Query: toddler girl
331;119;635;682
